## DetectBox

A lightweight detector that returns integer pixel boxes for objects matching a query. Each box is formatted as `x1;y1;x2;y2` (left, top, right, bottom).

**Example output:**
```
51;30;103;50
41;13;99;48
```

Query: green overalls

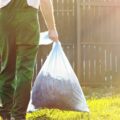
0;0;40;119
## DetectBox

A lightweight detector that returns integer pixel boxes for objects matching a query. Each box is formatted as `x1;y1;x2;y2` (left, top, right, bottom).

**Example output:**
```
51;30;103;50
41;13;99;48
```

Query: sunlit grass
0;87;119;120
26;109;89;120
88;96;120;120
27;87;120;120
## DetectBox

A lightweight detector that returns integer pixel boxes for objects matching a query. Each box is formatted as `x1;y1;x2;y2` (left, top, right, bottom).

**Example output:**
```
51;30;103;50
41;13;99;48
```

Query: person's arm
40;0;59;42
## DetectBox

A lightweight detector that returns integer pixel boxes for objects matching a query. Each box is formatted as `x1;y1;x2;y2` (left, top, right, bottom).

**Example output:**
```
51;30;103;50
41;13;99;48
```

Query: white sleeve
27;0;40;9
0;0;11;8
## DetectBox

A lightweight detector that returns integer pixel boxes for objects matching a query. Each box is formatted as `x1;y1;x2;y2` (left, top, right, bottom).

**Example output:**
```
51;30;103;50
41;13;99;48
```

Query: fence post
76;0;82;84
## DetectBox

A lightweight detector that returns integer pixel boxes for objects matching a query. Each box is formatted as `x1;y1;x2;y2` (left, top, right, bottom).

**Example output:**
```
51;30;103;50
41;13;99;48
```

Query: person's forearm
40;0;56;30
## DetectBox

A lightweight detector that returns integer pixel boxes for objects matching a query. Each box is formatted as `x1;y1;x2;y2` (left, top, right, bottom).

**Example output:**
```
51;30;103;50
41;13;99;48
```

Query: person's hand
48;29;59;42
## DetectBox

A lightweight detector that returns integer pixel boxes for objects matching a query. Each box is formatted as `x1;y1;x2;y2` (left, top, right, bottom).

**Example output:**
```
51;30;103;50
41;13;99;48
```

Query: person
0;0;59;119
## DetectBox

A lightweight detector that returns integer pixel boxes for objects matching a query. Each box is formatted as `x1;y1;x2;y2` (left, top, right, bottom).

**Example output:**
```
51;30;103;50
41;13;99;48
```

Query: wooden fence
77;0;120;86
37;0;120;87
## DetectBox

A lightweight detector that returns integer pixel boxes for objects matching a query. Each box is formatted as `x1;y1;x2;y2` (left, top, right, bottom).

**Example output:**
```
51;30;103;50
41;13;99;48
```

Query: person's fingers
48;29;59;42
49;32;58;41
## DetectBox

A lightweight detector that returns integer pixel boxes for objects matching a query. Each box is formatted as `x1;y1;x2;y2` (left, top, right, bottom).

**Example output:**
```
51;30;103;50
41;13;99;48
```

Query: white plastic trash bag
27;91;36;112
39;31;53;45
32;41;89;112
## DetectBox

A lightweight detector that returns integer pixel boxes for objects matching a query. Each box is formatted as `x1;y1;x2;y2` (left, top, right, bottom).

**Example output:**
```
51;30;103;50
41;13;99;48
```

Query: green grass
1;87;119;120
88;96;120;120
27;109;89;120
26;87;120;120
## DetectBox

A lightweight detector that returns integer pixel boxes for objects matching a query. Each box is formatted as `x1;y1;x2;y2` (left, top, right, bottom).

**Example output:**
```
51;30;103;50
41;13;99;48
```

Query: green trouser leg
0;12;16;118
0;6;39;119
0;29;16;118
11;45;38;119
0;15;39;120
0;40;38;119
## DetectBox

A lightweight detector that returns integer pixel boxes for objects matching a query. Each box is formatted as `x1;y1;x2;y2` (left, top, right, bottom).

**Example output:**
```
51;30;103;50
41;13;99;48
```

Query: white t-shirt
0;0;40;9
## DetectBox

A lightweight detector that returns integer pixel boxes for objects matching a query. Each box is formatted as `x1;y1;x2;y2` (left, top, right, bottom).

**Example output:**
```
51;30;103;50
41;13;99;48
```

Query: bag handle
52;41;61;49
